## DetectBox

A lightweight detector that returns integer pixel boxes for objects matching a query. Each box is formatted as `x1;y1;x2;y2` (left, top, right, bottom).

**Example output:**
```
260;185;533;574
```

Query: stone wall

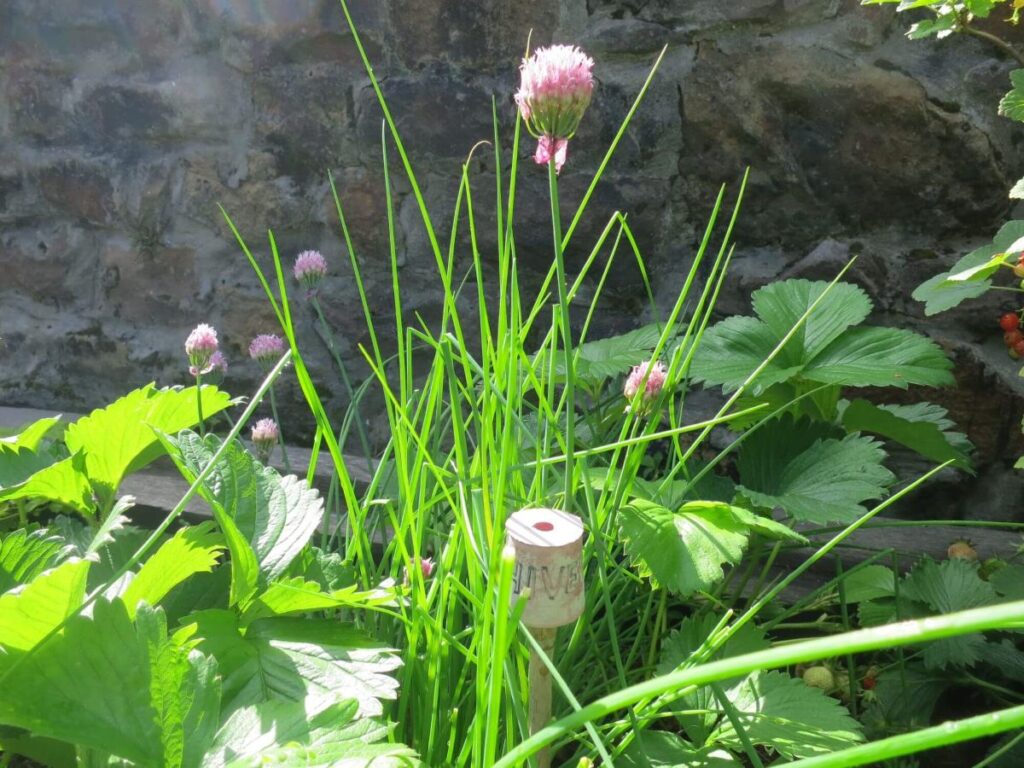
3;0;1024;516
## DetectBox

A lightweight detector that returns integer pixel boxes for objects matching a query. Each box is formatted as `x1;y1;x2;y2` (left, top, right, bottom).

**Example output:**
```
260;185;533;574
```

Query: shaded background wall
3;0;1024;517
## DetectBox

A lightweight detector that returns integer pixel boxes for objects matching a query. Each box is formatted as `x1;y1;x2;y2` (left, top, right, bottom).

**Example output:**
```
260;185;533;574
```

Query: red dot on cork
533;521;555;532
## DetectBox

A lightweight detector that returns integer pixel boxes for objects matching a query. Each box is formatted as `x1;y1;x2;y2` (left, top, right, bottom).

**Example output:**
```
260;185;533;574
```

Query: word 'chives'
514;44;595;173
185;323;219;376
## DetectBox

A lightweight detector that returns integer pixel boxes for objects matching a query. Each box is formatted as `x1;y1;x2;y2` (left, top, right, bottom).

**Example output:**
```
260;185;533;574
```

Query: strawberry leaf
618;500;800;597
710;670;865;759
736;416;894;524
693;279;952;393
839;400;973;470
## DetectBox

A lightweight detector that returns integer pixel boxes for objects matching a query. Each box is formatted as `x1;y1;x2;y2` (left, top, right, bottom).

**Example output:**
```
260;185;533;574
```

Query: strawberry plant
4;1;1024;765
0;376;418;765
0;384;234;519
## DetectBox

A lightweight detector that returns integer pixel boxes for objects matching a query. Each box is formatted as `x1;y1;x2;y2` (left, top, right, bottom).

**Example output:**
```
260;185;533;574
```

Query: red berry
1006;330;1024;347
862;676;877;691
1014;340;1024;357
1000;312;1020;332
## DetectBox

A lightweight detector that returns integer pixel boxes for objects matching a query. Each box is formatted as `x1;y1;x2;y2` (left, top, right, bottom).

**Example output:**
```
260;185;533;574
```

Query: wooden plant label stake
507;507;585;768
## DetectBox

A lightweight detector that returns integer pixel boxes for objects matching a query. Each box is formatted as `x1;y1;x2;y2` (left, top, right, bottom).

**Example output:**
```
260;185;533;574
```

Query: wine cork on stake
507;507;586;768
507;507;586;627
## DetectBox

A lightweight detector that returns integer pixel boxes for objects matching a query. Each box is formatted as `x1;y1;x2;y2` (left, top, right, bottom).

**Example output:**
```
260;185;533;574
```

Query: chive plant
218;2;1024;765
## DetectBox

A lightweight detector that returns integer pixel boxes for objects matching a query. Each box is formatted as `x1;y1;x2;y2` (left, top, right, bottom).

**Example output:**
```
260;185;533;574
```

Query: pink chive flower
185;324;219;377
249;333;286;366
535;136;568;171
404;556;436;586
420;557;436;579
251;418;279;461
204;351;228;382
515;44;595;173
293;250;328;293
624;360;668;411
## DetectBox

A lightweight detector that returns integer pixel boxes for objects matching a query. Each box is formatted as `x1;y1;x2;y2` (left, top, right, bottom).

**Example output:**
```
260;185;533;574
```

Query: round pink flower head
420;557;436;579
515;44;595;173
185;323;219;376
203;351;228;383
251;418;279;461
293;250;328;293
624;360;668;406
249;333;286;367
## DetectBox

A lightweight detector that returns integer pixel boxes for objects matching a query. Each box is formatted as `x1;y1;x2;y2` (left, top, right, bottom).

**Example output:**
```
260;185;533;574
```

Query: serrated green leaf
901;558;998;669
737;417;894;524
201;699;418;768
659;614;770;677
120;522;225;619
556;323;676;381
727;505;808;543
946;249;1009;282
85;495;136;556
0;416;62;451
0;599;219;768
169;432;323;586
0;558;89;653
710;670;864;759
0;528;68;593
803;327;954;389
841;564;896;603
992;564;1024;600
65;384;233;509
840;399;972;470
1000;70;1024;122
160;568;232;628
189;610;401;718
51;511;152;592
252;617;400;716
752;280;871;364
0;446;59;489
689;315;804;394
965;0;997;17
618;500;751;597
693;279;951;393
155;431;264;608
620;731;739;767
912;244;999;315
860;664;947;739
994;219;1024;251
896;0;944;9
920;630;991;669
908;13;957;38
285;547;358;592
241;577;396;626
980;639;1024;683
902;558;997;613
658;615;769;760
0;452;95;514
